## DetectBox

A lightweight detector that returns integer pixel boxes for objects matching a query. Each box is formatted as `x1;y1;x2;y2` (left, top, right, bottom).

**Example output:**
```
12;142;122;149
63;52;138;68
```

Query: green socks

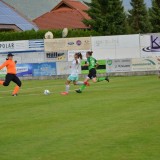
79;77;106;92
80;84;86;91
97;77;106;82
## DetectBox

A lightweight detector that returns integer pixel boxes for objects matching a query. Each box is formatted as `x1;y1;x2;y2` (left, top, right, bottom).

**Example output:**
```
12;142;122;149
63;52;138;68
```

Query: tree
83;0;127;35
150;0;160;33
128;0;152;34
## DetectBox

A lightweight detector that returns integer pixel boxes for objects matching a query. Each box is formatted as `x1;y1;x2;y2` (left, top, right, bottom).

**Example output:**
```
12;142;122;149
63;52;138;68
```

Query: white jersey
70;59;81;76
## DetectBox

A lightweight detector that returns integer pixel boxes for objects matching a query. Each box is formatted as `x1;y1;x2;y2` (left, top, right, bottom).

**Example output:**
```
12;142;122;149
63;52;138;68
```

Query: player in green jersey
76;51;109;93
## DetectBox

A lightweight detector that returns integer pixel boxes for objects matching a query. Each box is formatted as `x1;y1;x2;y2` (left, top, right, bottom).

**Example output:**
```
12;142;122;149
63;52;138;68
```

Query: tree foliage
128;0;152;33
83;0;127;35
150;0;160;33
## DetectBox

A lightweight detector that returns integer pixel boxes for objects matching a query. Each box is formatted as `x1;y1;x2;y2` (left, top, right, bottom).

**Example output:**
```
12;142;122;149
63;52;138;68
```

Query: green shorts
67;75;78;81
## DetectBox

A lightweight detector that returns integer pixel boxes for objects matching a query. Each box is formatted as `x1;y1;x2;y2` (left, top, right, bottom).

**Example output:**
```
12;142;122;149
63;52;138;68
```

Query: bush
0;29;101;41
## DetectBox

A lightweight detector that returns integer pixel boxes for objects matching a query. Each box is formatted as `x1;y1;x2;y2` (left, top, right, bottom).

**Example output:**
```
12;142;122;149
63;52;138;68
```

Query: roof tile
34;0;90;30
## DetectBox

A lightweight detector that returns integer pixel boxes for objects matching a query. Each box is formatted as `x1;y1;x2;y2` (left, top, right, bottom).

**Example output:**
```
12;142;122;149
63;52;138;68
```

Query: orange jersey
0;60;16;74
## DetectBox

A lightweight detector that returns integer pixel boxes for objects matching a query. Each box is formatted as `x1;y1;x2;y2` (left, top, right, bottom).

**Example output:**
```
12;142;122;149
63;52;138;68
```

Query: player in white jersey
61;53;89;95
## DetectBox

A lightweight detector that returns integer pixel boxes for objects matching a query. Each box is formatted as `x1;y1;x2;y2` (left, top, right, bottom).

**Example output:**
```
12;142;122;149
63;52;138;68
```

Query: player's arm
95;59;99;69
84;57;89;66
84;61;89;66
95;63;99;69
75;59;78;64
0;61;7;70
75;58;80;64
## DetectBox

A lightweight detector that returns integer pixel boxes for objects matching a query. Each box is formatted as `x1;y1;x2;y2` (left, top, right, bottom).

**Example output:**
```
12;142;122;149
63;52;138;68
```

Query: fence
0;34;160;78
106;57;160;73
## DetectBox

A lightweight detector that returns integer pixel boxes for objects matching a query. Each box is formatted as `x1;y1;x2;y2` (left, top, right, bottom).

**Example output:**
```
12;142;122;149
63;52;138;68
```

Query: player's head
86;51;93;58
75;52;82;60
7;53;14;60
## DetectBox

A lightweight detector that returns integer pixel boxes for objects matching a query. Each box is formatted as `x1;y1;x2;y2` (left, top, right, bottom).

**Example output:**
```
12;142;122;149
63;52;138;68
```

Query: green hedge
0;29;101;41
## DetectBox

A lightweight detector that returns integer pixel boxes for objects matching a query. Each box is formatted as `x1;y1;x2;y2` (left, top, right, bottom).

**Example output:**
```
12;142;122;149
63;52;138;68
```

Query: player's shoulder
5;60;9;64
77;58;81;63
90;56;96;61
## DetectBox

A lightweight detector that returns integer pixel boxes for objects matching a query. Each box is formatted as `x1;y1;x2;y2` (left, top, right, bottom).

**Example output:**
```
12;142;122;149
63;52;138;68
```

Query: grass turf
0;75;160;160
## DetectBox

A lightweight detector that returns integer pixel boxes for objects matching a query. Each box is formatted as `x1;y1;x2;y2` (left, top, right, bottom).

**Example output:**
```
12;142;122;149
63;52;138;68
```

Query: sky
3;0;152;20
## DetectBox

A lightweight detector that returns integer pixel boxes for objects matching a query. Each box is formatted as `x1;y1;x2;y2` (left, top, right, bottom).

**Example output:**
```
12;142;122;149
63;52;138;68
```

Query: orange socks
13;86;20;95
0;81;4;85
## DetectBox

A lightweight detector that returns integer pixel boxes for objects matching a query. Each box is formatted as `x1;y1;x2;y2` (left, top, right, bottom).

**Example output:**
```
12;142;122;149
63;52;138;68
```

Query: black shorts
88;68;96;79
3;73;22;87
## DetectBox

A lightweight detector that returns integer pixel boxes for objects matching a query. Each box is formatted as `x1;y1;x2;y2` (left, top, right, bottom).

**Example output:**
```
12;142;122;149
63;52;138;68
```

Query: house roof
0;0;38;31
33;0;90;30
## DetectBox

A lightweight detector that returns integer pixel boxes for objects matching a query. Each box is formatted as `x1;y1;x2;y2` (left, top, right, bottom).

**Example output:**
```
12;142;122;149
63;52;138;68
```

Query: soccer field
0;76;159;160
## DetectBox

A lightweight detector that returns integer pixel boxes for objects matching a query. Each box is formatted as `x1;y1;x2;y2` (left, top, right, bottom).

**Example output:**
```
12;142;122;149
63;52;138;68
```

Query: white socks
65;82;84;93
66;85;70;93
75;81;84;85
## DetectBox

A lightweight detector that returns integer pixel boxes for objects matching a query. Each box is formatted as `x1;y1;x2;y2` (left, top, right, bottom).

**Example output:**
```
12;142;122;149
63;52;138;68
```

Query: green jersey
87;56;97;70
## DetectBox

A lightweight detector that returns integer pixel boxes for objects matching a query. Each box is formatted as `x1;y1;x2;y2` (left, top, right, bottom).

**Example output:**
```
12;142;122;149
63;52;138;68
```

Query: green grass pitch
0;75;160;160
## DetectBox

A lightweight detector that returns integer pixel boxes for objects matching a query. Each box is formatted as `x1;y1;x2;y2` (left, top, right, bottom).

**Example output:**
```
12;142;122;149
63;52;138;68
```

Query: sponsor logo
151;35;160;50
107;60;112;66
68;42;74;45
84;40;90;44
115;65;131;68
29;40;44;49
0;43;14;50
16;67;29;73
76;40;82;46
143;35;160;52
132;59;156;66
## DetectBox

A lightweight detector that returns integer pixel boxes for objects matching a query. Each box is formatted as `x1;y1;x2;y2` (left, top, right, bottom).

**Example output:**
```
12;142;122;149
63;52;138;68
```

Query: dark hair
75;52;82;60
87;51;93;56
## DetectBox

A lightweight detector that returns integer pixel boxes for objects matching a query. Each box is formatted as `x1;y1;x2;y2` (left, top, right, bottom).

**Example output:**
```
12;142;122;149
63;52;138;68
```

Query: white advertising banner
0;40;28;52
56;62;81;75
131;58;157;71
106;59;132;73
0;40;44;63
141;34;160;57
92;35;140;60
0;40;44;53
45;50;68;62
44;37;91;52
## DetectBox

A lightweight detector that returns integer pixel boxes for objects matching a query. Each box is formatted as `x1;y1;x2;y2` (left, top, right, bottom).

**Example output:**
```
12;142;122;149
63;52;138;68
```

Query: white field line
0;81;111;99
0;84;64;93
0;89;78;99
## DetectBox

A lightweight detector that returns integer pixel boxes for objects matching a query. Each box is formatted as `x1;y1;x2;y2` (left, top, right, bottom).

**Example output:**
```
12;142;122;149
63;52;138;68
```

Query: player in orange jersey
0;53;22;96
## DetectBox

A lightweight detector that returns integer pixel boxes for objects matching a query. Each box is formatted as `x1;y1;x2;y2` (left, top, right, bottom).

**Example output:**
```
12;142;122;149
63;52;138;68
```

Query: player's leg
74;81;84;85
65;80;71;94
1;74;13;87
73;76;85;85
76;69;93;93
97;76;109;82
61;76;72;95
0;81;4;85
76;77;90;93
91;69;109;82
12;75;22;96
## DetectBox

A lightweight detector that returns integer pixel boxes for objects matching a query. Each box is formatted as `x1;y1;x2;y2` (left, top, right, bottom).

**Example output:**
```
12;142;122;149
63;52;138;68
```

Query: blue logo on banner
29;40;44;49
16;62;56;77
16;63;33;77
32;63;56;76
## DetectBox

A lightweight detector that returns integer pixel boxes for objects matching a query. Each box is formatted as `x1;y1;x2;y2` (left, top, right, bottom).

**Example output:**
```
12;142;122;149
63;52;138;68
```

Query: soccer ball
44;90;50;95
62;28;68;38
